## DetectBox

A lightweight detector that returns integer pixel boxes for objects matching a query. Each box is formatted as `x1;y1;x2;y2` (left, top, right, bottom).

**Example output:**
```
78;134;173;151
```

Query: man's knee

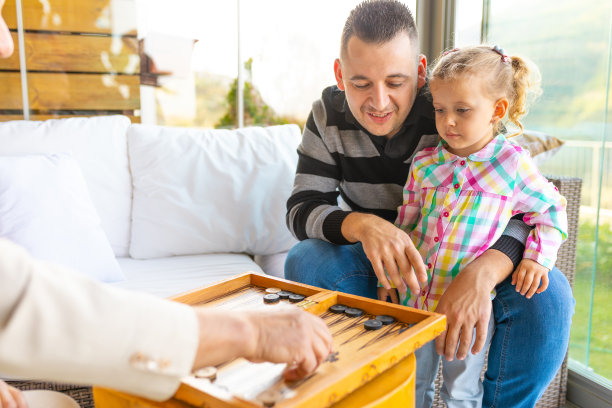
284;239;320;281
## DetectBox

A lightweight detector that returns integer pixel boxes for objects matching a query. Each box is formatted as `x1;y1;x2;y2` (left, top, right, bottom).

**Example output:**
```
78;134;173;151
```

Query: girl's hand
0;380;27;408
512;259;550;299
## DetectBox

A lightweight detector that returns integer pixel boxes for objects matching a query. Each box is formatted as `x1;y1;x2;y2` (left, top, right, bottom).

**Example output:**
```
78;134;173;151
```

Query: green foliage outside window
216;58;304;129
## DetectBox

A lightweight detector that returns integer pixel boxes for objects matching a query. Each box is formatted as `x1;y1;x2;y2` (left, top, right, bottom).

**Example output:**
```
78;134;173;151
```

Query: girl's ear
493;98;509;121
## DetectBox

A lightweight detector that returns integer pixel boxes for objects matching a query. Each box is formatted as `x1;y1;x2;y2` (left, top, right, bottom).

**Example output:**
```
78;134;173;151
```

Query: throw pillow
511;130;564;165
128;124;301;259
0;153;125;283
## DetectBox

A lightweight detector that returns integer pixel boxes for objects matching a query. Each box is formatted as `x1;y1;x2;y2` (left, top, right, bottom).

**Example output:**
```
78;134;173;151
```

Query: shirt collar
432;134;507;164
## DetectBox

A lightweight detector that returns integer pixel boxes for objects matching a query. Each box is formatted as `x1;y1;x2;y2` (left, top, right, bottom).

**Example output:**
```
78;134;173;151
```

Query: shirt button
443;211;449;217
460;160;466;166
427;263;432;269
421;290;427;296
434;237;439;242
454;183;460;189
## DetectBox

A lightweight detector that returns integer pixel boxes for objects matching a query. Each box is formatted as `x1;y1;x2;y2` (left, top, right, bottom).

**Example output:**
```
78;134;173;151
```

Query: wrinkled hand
342;213;427;296
0;380;27;408
246;307;333;381
512;259;549;298
434;250;512;361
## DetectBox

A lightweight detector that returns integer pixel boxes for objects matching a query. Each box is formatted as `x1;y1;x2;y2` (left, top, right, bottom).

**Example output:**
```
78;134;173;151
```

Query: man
285;1;573;407
0;2;332;406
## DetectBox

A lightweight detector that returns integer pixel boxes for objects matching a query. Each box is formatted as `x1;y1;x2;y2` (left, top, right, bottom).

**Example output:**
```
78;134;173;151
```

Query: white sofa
0;115;299;298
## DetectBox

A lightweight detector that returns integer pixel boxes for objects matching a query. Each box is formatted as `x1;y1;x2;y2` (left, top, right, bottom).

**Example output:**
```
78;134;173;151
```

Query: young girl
390;45;568;407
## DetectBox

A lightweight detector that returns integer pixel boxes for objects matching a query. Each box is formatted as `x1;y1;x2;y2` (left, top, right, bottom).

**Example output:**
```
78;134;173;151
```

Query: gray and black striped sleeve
286;97;349;244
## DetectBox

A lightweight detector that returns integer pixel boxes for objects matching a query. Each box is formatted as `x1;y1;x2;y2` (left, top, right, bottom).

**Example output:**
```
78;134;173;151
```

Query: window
484;0;612;389
137;0;417;128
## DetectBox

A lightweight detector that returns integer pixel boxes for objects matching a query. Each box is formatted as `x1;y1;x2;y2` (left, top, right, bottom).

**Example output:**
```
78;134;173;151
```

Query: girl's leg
284;239;378;299
483;267;574;407
415;341;442;408
441;315;494;408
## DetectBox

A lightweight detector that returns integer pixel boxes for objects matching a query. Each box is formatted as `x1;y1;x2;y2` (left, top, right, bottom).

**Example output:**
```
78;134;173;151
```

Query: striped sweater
286;85;528;265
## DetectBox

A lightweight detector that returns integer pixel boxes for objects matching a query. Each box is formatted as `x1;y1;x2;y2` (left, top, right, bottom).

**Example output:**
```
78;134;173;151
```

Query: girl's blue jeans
284;239;575;408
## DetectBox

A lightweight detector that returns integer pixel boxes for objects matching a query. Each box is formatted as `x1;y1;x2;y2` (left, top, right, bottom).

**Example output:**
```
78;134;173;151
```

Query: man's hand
434;249;513;361
0;380;27;408
512;259;549;298
341;213;427;296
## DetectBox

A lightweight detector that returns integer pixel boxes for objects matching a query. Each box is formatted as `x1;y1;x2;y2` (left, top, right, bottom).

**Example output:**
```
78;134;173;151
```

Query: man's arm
435;248;514;360
286;99;347;243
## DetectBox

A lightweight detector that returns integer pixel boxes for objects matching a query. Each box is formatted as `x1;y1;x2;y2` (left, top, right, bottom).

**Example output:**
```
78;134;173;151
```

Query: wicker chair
432;176;582;408
4;380;94;407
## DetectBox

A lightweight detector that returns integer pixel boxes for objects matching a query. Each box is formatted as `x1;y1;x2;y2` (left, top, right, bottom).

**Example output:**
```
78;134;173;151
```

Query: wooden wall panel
0;33;20;70
3;0;137;35
0;72;23;109
0;72;139;110
0;32;139;73
0;0;141;122
28;73;140;110
0;114;141;122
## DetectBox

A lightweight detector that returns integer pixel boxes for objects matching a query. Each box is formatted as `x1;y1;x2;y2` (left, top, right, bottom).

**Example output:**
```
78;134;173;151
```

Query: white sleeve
0;239;198;401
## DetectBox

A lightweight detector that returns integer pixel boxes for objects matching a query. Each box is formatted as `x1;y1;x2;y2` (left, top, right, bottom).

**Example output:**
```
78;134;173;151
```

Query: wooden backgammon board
93;273;446;408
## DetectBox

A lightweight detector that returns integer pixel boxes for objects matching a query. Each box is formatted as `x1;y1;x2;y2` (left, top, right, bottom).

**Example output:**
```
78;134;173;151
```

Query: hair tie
443;48;459;56
492;45;510;63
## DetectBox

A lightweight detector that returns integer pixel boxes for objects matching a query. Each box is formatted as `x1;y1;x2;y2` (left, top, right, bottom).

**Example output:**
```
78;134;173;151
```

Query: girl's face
430;75;505;157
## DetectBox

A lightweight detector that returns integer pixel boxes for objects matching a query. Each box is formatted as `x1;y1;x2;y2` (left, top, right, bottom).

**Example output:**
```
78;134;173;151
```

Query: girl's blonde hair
430;45;541;137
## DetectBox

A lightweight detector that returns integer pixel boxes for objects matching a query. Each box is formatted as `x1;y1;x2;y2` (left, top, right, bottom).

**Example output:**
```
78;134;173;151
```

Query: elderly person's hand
191;306;333;381
0;380;27;408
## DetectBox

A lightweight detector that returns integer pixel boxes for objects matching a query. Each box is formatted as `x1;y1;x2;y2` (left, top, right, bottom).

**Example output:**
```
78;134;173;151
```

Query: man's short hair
341;0;418;55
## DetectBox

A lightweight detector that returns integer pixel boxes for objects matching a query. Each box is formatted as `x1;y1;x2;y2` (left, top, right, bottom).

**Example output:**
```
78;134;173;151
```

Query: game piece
375;315;396;325
278;290;293;299
329;304;348;314
265;287;281;294
344;307;364;317
193;366;217;381
257;389;283;407
263;294;280;304
288;294;306;303
364;319;383;331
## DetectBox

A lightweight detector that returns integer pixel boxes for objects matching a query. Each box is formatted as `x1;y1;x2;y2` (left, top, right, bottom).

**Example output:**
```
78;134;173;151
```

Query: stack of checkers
263;287;306;304
193;366;217;381
328;304;396;330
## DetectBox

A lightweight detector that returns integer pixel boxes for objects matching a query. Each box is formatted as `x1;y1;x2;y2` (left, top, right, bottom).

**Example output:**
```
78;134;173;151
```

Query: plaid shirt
396;134;567;311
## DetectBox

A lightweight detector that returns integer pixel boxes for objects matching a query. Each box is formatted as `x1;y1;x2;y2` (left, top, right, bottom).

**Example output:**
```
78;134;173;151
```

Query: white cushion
0;116;132;257
113;254;263;297
0;154;125;283
128;124;300;259
254;252;288;279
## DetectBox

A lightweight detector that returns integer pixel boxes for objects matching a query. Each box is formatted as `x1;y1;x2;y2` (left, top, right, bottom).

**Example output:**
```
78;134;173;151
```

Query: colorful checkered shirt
396;134;568;311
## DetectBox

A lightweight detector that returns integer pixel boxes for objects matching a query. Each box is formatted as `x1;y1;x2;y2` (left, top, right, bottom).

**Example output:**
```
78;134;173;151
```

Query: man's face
0;0;13;58
334;32;426;139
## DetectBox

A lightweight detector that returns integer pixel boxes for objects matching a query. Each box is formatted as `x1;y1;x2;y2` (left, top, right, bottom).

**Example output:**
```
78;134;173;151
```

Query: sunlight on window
487;0;612;384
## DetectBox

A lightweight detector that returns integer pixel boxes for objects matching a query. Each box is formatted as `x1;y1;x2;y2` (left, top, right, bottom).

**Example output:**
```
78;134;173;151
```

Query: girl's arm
512;152;568;269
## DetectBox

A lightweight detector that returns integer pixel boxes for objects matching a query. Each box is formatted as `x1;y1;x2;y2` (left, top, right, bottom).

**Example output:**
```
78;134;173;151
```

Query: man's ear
493;98;509;121
334;59;345;91
417;54;427;89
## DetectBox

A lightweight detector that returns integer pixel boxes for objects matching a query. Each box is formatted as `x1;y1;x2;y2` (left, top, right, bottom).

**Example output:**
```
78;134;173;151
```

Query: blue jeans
285;239;575;408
